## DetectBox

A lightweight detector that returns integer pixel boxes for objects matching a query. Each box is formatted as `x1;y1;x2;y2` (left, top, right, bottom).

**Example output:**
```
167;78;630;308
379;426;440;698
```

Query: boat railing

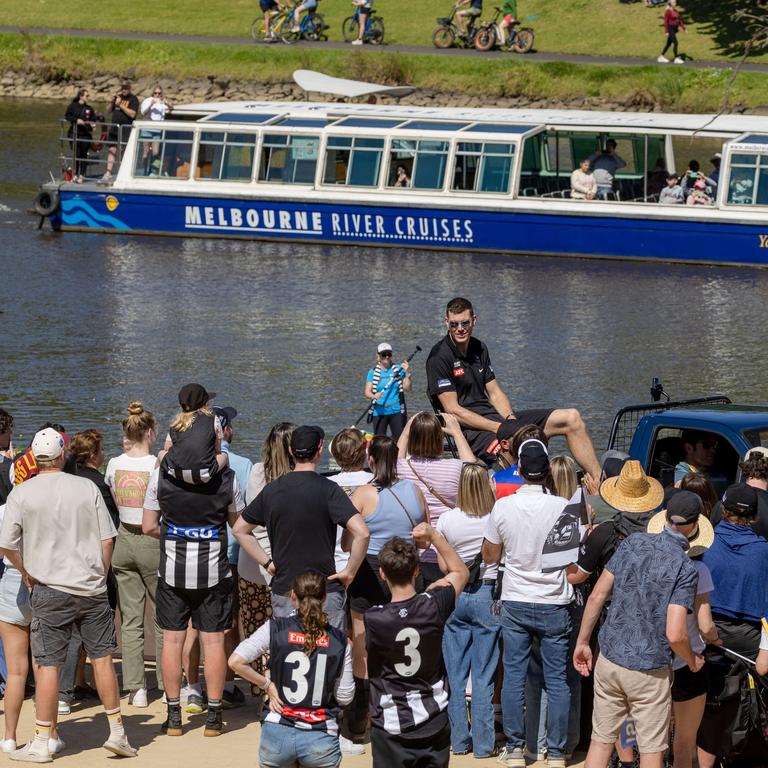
57;119;132;182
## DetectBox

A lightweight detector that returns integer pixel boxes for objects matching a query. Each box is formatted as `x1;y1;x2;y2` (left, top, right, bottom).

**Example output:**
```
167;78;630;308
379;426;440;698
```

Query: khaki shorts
592;654;672;753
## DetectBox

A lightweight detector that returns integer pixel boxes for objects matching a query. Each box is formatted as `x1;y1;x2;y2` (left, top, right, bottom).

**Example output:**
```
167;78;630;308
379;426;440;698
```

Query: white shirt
140;96;171;121
328;470;372;571
483;484;573;605
436;506;498;581
760;625;768;652
105;453;157;525
673;560;714;670
239;463;272;585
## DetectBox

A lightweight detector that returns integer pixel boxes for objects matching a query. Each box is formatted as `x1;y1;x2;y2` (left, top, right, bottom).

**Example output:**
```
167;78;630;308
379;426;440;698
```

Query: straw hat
599;460;664;514
647;498;715;559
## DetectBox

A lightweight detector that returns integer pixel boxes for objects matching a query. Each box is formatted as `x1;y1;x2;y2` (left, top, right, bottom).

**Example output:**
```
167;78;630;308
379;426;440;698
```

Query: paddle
352;345;422;427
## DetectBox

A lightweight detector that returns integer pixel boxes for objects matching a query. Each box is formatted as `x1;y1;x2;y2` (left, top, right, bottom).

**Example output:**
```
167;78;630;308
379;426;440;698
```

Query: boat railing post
643;135;648;202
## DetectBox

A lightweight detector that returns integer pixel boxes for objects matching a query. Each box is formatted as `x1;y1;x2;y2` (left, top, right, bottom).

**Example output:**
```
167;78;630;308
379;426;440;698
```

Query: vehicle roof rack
607;395;732;453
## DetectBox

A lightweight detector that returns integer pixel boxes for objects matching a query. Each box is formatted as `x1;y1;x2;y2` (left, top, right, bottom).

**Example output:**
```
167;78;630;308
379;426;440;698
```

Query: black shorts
672;663;710;702
371;722;450;768
348;556;428;614
463;406;554;463
156;577;234;633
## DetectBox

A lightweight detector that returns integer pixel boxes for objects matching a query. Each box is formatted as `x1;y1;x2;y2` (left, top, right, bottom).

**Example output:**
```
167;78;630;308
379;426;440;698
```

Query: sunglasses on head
448;319;472;329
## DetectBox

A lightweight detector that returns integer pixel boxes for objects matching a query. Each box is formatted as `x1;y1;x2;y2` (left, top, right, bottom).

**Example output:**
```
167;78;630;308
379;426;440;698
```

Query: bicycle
474;6;534;53
432;7;479;49
251;6;326;42
341;6;385;45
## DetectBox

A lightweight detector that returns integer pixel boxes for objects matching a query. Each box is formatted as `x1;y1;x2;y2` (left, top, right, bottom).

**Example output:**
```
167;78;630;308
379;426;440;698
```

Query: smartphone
437;414;446;427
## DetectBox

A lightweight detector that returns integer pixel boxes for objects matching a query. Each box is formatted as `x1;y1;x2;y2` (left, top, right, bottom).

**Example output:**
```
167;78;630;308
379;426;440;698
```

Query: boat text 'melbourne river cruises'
36;99;768;267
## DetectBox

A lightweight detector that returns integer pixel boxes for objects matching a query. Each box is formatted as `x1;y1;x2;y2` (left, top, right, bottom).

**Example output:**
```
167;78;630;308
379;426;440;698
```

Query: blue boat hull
55;189;768;267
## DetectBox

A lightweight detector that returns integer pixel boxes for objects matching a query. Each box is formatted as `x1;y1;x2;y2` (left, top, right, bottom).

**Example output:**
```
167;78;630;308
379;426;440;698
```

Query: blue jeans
259;721;341;768
501;601;572;758
442;583;501;757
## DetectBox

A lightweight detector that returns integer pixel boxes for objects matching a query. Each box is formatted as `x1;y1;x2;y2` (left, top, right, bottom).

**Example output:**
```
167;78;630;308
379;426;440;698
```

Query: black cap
496;419;520;443
290;426;325;459
518;439;549;480
213;406;237;430
600;450;630;481
722;483;759;518
666;490;703;524
178;383;215;412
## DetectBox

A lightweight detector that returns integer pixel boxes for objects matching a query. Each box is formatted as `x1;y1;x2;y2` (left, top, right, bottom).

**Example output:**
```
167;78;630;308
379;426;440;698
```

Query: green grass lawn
1;0;765;61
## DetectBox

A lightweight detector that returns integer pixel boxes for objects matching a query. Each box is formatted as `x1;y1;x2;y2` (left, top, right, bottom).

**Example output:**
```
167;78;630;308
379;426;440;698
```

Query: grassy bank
0;0;765;61
3;33;768;112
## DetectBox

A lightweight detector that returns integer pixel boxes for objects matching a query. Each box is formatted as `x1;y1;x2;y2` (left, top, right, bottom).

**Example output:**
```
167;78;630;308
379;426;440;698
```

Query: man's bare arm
438;391;504;433
485;379;514;421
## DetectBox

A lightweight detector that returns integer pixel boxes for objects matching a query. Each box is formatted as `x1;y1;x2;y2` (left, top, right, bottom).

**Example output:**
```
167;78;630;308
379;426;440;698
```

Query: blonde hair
457;462;495;517
293;571;328;656
406;412;444;459
122;400;156;443
263;422;297;483
170;406;212;433
69;429;103;466
550;455;578;499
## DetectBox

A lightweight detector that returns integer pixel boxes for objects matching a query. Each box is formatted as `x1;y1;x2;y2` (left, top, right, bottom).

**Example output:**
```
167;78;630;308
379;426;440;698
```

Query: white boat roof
172;99;768;135
292;69;416;98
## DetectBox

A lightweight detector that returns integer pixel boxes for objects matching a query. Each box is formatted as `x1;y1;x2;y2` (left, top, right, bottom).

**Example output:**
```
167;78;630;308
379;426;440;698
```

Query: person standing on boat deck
426;296;601;481
570;159;597;200
64;89;95;183
139;85;172;176
658;0;686;64
364;343;412;441
101;81;139;184
587;139;626;200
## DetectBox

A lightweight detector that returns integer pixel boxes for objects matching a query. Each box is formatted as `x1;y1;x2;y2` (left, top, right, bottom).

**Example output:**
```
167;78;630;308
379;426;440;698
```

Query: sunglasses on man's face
448;319;472;329
701;440;718;450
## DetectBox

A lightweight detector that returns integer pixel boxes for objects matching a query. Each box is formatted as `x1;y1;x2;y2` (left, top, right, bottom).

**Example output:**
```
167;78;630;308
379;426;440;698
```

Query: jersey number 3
394;628;421;677
283;651;328;706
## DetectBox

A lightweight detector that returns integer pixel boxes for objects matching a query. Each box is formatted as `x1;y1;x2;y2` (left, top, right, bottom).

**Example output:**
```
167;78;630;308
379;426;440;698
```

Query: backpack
0;456;12;504
602;510;654;565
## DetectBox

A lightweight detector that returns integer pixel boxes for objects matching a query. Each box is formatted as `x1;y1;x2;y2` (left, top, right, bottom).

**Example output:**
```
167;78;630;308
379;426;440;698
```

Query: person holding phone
139;86;172;176
393;164;410;188
101;82;139;183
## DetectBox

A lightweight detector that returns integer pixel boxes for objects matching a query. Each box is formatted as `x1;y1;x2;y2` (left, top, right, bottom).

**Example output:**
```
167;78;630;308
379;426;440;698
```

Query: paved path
4;24;768;71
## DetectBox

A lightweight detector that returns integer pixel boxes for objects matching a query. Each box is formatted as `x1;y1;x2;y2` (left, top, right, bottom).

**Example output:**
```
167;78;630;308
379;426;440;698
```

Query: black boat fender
33;189;60;217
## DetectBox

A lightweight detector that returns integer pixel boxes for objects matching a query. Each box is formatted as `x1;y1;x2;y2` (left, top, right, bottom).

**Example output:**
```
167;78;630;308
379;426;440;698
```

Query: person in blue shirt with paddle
364;343;412;441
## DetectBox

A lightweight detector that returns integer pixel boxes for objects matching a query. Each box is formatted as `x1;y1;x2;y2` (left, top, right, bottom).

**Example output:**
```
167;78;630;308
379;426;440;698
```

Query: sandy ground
6;671;588;768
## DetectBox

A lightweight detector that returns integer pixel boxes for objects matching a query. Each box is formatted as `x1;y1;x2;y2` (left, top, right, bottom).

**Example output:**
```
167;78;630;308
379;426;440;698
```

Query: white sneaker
657;55;669;63
339;735;365;754
525;749;548;761
1;740;17;754
673;56;684;63
129;688;148;708
497;746;526;767
103;735;137;758
99;172;112;183
351;39;363;45
47;738;65;756
57;700;70;715
8;743;52;764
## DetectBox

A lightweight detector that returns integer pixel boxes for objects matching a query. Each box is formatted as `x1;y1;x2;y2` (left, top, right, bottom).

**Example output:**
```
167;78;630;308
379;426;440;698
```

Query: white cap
377;343;393;354
31;428;64;461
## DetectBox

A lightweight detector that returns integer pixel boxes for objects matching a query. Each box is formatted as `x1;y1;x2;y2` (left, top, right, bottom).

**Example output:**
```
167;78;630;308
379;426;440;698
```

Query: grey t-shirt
0;472;117;597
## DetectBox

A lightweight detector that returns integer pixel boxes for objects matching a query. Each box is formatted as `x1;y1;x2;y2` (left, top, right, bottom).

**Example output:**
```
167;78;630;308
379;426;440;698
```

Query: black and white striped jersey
365;586;455;739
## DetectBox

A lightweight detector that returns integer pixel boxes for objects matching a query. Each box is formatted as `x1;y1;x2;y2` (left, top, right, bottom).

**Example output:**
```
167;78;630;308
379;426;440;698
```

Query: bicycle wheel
369;16;385;45
342;16;359;42
512;28;534;53
250;17;267;41
303;13;325;41
432;25;455;49
280;15;300;43
474;25;496;51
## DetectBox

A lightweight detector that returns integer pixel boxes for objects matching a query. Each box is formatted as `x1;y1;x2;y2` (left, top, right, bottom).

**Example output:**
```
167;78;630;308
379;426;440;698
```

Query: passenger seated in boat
587;138;626;199
647;158;668;196
570;159;597;200
681;160;715;199
658;173;684;204
686;178;713;206
393;164;411;188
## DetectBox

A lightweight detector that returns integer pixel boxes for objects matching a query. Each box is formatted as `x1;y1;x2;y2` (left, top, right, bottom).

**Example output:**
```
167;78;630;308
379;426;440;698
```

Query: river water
2;99;767;460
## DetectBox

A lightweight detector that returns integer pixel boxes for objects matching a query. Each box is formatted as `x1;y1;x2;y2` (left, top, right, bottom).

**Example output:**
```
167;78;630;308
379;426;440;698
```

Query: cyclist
499;0;518;46
351;0;373;45
260;0;287;40
292;0;318;33
455;0;482;38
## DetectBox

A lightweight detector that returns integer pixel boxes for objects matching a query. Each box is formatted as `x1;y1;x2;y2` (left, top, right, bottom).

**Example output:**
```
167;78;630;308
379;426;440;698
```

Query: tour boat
35;75;768;267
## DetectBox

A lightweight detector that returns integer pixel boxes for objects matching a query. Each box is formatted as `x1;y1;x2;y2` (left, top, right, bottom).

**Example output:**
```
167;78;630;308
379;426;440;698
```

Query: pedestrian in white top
570;159;597;200
483;439;572;768
139;85;172;175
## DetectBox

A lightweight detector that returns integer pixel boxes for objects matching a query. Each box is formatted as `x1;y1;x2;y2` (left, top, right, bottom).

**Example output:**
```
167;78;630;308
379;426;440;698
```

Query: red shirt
664;7;685;34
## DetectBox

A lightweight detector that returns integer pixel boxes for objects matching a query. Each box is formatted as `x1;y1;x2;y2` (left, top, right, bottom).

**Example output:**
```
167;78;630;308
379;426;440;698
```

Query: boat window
388;139;449;190
463;123;532;134
334;117;404;128
133;128;194;179
727;153;768;205
452;142;515;194
400;120;470;132
323;136;385;186
203;113;277;124
258;134;320;184
273;117;330;128
195;131;257;181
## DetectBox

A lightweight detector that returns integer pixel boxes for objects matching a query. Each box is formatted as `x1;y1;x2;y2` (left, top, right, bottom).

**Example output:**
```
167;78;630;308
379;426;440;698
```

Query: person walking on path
658;0;686;64
0;427;136;761
364;343;412;441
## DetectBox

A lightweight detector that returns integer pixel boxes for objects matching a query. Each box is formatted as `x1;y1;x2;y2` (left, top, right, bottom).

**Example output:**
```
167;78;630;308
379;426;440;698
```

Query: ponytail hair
170;406;212;433
292;571;328;656
122;400;157;443
368;435;399;489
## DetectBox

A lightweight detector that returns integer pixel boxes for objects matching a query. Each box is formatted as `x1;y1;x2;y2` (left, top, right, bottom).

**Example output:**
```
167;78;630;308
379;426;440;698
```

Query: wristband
259;675;271;692
264;558;273;570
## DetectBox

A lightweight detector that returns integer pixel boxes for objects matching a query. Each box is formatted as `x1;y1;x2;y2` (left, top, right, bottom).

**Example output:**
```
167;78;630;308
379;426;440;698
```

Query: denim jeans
259;721;341;768
442;583;501;757
501;600;572;758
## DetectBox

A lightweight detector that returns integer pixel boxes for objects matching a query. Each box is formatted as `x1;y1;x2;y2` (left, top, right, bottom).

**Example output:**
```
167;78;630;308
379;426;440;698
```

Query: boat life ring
33;190;60;217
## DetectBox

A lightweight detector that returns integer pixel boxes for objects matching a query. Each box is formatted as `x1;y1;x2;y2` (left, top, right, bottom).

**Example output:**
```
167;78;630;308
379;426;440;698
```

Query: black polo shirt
426;334;496;412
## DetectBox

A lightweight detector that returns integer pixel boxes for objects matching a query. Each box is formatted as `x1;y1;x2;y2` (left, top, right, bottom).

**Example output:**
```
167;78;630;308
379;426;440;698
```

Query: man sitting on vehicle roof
426;297;601;481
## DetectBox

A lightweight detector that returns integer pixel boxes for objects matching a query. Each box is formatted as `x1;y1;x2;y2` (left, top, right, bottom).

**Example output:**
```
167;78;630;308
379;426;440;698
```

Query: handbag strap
406;458;454;510
386;485;418;529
